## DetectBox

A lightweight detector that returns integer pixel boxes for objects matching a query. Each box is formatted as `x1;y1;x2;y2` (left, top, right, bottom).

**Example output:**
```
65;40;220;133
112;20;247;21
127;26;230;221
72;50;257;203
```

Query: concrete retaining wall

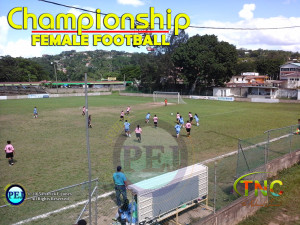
197;192;266;225
0;92;111;100
195;149;300;225
46;87;124;94
49;92;111;98
251;98;280;103
119;92;153;97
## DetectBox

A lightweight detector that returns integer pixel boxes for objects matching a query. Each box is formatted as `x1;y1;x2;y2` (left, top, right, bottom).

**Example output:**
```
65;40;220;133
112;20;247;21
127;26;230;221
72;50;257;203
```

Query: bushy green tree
172;34;237;92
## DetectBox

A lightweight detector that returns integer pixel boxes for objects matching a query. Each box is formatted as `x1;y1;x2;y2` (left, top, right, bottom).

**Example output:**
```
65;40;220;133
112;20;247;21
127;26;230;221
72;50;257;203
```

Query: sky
0;0;300;58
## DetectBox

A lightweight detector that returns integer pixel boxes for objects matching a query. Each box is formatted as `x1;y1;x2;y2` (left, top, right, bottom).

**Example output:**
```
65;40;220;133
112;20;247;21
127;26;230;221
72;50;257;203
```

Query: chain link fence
0;179;98;225
4;124;299;225
237;124;300;178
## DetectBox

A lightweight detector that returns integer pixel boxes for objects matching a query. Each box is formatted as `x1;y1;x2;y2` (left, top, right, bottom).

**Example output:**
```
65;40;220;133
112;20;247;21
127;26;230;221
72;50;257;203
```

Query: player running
176;112;180;122
189;112;193;123
185;120;192;137
179;116;184;127
135;125;142;142
120;110;125;121
145;113;151;123
125;106;131;115
164;99;168;106
194;113;199;126
124;120;131;137
88;115;92;128
4;141;15;166
174;122;181;138
153;115;158;128
33;106;38;118
82;106;86;116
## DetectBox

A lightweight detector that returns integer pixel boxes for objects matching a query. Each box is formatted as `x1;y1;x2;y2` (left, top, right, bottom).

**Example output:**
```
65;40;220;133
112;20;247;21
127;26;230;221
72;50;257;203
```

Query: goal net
153;91;186;104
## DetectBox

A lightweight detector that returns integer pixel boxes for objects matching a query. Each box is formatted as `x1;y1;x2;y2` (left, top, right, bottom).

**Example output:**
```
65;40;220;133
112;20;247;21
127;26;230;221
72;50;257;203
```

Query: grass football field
0;94;299;224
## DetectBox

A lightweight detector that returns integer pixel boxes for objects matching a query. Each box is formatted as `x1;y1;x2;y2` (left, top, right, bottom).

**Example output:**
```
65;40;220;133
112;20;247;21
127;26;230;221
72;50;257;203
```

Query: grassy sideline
0;94;299;224
238;163;300;225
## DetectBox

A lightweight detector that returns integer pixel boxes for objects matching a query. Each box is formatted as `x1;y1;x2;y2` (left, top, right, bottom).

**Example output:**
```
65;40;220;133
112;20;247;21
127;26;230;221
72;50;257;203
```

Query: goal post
153;91;186;104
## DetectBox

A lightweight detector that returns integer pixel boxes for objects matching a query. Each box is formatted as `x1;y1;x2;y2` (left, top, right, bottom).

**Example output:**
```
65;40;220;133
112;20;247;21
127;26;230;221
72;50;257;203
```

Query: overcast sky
1;0;300;58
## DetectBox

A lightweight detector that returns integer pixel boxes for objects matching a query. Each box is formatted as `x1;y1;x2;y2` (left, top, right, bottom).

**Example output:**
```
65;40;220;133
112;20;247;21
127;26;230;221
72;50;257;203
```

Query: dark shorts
190;117;193;122
6;152;13;158
154;122;157;125
120;116;124;118
186;128;191;132
136;133;141;138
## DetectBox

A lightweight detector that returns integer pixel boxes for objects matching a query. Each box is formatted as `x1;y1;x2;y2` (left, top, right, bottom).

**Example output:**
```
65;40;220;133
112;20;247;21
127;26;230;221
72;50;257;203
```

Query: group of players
119;105;200;142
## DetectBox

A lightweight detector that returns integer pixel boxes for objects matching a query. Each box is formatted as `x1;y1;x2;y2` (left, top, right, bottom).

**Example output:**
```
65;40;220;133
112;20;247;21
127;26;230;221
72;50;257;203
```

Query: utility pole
51;61;58;94
84;73;92;225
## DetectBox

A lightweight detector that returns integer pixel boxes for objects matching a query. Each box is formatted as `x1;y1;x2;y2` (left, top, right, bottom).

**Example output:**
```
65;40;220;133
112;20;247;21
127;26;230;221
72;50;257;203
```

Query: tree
172;35;237;93
0;56;49;82
119;65;141;82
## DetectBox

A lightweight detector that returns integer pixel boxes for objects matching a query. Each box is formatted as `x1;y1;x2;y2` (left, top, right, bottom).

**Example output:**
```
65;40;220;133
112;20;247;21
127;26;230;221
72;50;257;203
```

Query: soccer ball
171;113;173;116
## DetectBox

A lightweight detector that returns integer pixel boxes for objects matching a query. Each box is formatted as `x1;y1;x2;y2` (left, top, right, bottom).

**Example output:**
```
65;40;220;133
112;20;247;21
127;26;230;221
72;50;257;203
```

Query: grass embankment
239;163;300;225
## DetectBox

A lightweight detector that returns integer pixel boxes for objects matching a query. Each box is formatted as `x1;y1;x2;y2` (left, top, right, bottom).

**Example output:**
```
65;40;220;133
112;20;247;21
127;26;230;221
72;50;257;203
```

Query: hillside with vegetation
0;32;299;94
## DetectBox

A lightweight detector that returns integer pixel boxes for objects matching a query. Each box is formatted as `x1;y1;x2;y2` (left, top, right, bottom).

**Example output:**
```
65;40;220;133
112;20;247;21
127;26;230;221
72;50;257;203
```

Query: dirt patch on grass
51;102;164;116
269;213;300;225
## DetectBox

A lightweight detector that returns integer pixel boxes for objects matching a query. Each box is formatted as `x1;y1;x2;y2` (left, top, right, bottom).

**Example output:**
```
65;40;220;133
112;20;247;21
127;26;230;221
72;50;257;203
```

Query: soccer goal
153;91;186;104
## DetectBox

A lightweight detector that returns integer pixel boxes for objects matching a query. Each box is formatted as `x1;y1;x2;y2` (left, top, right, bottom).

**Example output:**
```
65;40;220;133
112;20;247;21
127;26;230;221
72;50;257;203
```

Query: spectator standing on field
113;166;128;207
4;141;15;166
33;106;38;118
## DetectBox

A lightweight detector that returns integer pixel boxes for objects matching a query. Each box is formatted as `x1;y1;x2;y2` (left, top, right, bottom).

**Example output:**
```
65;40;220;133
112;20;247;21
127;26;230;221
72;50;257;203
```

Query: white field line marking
201;134;291;164
11;134;292;225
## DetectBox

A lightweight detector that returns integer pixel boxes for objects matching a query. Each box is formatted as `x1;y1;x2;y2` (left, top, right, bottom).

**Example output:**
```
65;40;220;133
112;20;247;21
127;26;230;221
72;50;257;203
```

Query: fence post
214;161;217;214
265;131;270;164
289;125;293;154
95;180;98;225
236;139;240;178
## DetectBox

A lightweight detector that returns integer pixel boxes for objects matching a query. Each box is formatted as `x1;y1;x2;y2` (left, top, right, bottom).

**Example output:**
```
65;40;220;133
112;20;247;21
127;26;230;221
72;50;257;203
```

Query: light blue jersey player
33;106;38;118
179;116;184;127
175;123;181;138
145;112;151;123
194;113;199;126
124;120;131;137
